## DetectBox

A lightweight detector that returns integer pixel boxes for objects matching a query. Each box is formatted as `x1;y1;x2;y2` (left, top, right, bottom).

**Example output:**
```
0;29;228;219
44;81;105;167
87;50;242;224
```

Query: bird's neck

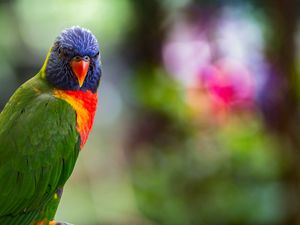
53;89;98;149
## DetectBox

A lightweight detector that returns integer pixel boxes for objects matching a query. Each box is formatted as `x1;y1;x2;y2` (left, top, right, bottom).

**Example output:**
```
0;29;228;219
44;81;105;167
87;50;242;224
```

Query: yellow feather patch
54;193;58;200
40;47;52;79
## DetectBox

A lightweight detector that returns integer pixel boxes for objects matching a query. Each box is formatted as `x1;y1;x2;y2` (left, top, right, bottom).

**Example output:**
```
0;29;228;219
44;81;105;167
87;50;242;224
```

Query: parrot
0;26;101;225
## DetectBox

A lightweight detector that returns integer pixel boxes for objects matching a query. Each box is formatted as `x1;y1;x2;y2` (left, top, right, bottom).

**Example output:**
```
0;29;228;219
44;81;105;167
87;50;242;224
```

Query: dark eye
73;56;81;61
58;48;65;58
93;52;100;58
83;56;90;61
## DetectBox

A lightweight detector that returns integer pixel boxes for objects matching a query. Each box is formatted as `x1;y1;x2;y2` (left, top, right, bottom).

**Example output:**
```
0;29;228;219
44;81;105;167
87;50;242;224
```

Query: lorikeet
0;26;101;225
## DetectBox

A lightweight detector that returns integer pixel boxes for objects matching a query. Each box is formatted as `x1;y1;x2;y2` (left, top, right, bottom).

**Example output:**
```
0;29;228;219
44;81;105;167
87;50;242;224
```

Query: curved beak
70;57;90;87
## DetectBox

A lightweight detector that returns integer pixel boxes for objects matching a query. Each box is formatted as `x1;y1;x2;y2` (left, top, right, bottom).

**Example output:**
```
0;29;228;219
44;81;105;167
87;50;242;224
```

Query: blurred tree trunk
127;0;166;66
262;1;300;224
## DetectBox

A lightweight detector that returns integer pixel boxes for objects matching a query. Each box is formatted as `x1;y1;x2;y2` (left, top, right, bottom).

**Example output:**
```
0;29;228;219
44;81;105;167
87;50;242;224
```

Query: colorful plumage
0;26;101;225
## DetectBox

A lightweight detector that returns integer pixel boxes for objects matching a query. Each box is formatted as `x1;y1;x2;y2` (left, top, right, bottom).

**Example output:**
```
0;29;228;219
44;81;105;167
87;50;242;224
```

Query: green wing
0;75;80;225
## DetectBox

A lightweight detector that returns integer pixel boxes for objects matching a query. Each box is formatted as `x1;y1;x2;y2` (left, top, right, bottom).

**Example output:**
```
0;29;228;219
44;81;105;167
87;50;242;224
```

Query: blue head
45;26;101;93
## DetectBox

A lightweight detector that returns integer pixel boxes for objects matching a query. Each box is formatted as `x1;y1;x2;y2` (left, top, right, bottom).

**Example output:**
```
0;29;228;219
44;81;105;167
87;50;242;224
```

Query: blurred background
1;0;300;224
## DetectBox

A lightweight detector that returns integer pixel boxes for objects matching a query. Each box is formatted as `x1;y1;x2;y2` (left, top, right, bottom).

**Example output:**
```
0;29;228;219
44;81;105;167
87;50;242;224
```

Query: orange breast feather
53;90;98;148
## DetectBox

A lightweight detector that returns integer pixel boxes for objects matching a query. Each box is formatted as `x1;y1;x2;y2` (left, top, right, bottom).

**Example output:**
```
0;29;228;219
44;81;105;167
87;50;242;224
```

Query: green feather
0;72;80;224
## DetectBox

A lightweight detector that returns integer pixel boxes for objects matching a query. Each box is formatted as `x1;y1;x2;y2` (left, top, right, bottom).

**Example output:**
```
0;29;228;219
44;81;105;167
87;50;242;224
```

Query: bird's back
0;74;80;224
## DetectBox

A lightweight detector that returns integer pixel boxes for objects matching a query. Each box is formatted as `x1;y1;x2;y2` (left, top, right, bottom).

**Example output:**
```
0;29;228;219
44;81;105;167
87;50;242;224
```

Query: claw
50;221;74;225
56;223;74;225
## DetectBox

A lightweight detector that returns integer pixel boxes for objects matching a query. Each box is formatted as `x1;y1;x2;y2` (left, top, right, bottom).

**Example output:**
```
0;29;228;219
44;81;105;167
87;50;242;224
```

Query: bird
0;26;101;225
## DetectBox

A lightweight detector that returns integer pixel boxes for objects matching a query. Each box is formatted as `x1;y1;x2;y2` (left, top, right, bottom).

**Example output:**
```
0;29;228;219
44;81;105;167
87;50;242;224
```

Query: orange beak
70;57;90;87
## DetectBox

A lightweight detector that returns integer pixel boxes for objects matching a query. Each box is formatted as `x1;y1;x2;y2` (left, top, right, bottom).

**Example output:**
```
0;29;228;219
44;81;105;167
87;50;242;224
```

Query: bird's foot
49;220;74;225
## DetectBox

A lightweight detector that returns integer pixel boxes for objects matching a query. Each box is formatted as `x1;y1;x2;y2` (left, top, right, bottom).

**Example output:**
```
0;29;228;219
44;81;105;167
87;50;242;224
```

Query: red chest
53;90;98;149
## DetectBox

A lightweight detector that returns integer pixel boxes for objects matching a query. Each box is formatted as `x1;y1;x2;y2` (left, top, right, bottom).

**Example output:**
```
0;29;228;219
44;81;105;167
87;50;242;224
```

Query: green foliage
133;66;189;122
129;115;285;225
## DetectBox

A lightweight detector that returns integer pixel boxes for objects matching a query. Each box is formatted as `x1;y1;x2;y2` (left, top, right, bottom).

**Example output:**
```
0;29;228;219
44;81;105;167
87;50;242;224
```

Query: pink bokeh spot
163;40;211;86
200;59;255;110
